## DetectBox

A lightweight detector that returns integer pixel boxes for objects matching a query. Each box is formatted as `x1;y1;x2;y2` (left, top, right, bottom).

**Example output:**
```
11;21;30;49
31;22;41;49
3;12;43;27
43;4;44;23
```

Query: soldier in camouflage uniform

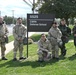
37;34;51;62
58;18;71;56
0;17;8;60
13;17;27;61
48;21;62;60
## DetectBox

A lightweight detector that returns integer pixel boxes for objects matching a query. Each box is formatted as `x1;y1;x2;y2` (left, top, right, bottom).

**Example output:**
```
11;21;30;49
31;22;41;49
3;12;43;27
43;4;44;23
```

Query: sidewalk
0;41;14;58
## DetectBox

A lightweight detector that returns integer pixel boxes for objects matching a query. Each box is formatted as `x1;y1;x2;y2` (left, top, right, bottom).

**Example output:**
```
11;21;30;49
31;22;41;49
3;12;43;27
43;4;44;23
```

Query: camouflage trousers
37;49;51;61
13;40;23;58
0;37;6;58
52;45;59;58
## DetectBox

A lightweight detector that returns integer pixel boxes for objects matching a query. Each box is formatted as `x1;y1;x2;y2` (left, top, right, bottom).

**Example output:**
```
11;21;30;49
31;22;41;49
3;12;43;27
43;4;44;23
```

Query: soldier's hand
4;35;7;38
19;38;23;42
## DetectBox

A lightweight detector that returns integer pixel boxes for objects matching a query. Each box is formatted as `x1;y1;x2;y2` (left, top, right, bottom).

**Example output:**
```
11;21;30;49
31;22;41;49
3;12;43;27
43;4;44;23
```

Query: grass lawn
8;35;14;42
0;42;76;75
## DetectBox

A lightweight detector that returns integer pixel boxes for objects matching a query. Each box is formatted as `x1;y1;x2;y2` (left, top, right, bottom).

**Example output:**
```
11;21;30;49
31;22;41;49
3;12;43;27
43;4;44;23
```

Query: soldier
13;17;27;61
37;34;51;62
58;18;71;56
0;17;8;60
48;21;62;60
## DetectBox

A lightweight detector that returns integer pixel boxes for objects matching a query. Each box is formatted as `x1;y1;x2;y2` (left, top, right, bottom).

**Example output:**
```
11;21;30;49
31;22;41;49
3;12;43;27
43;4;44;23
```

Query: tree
3;16;17;24
3;16;13;24
3;15;26;25
36;0;76;25
22;18;26;25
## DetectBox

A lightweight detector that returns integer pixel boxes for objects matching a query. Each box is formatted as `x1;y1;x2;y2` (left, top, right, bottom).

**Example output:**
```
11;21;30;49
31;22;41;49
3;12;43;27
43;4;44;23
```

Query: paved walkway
0;41;14;58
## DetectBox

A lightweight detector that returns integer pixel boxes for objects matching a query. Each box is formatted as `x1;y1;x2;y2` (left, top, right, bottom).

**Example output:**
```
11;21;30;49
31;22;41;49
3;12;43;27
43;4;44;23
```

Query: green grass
69;25;74;30
30;34;42;42
8;35;14;42
31;33;74;42
0;42;76;75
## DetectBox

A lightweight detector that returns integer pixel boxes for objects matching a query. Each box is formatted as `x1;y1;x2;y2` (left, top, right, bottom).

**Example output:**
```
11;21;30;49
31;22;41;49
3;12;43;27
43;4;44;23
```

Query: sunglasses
53;23;57;24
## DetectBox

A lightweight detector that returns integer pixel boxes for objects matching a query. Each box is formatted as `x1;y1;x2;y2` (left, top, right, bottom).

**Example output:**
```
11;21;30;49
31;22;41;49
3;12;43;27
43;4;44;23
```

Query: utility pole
32;0;35;14
12;10;14;24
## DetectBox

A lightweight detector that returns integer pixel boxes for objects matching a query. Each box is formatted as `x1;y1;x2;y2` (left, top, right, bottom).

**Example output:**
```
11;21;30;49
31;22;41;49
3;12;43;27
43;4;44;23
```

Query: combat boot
2;57;8;60
13;58;17;61
63;49;66;56
19;57;26;60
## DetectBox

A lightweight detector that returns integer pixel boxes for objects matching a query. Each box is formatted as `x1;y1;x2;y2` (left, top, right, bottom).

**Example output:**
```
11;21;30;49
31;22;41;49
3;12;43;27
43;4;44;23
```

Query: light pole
12;10;14;24
32;0;35;14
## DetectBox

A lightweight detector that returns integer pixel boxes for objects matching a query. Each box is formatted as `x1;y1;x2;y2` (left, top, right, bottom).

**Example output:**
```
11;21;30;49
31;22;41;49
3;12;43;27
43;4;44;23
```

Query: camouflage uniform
0;23;8;59
37;38;51;61
58;24;71;56
13;24;27;59
48;26;62;58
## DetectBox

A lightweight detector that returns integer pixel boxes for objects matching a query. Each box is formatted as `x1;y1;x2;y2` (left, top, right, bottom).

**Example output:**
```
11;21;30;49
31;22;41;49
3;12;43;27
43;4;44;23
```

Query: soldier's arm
67;27;71;36
22;26;27;40
13;26;18;40
38;40;45;50
38;42;48;52
57;28;62;37
4;24;9;34
48;31;57;41
38;40;43;49
47;33;51;40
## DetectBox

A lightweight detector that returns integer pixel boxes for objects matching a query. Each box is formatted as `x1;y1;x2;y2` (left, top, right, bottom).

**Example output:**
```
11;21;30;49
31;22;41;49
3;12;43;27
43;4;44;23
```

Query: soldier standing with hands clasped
13;17;27;61
0;17;8;60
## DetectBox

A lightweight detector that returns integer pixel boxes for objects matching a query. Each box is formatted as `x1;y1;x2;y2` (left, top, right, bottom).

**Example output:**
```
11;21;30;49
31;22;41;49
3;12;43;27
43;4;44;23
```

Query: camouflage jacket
0;24;8;37
38;38;51;52
48;27;62;46
13;24;27;40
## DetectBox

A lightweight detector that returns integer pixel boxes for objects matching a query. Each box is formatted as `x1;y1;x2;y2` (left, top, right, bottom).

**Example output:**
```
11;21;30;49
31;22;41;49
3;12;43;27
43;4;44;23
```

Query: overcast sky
0;0;37;18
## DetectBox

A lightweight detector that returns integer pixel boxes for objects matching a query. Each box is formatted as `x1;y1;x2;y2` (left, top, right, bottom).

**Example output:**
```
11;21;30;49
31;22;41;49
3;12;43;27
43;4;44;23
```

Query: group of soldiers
0;17;27;61
37;18;72;62
0;17;76;62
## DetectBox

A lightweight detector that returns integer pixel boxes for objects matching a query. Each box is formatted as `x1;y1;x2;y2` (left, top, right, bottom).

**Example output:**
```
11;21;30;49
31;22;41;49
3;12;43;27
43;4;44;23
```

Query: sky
0;0;37;18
